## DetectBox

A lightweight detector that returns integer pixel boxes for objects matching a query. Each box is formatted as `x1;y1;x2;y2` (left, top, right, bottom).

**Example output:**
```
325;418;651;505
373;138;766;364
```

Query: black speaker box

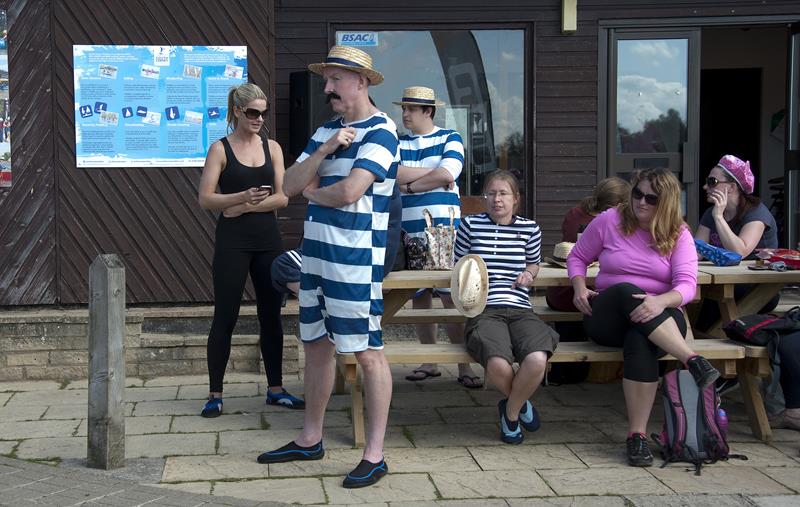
289;71;332;158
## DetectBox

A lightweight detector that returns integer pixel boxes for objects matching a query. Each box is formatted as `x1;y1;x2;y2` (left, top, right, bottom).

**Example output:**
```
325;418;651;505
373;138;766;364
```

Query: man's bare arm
284;127;356;197
303;168;376;208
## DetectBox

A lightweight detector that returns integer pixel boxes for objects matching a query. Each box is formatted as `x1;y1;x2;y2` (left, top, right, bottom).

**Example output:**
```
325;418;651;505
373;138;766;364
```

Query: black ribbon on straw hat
308;45;384;85
392;86;445;107
544;242;575;269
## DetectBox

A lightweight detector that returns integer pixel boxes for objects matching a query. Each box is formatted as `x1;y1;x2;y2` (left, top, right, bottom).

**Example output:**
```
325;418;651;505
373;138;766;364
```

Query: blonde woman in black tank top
197;83;303;417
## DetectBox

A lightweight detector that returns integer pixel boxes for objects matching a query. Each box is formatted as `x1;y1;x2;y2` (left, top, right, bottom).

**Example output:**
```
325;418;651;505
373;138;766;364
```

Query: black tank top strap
219;137;234;167
262;137;271;167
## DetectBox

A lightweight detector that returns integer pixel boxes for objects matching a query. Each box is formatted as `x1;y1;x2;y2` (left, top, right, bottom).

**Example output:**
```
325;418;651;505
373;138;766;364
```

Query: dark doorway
698;68;761;217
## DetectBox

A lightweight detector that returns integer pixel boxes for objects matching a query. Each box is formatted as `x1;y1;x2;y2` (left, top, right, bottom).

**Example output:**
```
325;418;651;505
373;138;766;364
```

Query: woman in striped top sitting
454;169;560;444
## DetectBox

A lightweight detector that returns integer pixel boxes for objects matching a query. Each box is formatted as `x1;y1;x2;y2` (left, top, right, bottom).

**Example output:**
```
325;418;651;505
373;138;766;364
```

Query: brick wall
0;310;299;381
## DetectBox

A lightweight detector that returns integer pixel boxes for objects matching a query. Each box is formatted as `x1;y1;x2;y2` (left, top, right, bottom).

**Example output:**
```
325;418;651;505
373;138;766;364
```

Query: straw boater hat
544;242;575;269
308;45;384;85
451;255;489;318
392;86;445;107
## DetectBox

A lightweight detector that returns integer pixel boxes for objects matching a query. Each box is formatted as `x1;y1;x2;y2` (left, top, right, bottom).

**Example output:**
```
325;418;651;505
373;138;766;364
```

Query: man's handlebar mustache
325;93;341;104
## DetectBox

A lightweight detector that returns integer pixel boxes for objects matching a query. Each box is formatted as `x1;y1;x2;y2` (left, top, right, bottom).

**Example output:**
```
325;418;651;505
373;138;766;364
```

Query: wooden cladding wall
56;0;277;304
0;0;57;305
4;0;800;306
2;0;277;305
273;0;800;254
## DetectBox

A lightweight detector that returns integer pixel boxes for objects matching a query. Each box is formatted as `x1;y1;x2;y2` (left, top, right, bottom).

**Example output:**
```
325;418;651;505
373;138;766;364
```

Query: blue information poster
73;45;247;167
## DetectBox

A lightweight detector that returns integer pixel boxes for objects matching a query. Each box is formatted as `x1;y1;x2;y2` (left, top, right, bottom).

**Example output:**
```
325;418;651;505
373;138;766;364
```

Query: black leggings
584;283;687;382
208;249;283;393
778;334;800;409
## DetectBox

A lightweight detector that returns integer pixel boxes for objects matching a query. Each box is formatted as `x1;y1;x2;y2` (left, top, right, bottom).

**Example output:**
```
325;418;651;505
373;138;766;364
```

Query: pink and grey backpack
652;369;739;474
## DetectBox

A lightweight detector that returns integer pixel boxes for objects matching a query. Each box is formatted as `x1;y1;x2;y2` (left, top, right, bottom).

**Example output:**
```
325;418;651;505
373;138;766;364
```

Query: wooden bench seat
385;306;583;324
335;339;746;446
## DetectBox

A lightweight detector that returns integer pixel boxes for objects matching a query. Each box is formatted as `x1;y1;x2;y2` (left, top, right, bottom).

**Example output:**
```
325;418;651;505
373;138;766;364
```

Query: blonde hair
581;177;631;215
226;83;268;132
620;169;685;255
482;169;521;213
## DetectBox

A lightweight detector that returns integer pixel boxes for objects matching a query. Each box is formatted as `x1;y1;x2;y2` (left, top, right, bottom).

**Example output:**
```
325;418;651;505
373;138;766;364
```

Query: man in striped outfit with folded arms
395;86;482;388
257;45;398;489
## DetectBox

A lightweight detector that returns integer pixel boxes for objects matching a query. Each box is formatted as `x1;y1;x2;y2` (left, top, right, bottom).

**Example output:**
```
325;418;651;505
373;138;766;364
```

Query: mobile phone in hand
258;185;272;193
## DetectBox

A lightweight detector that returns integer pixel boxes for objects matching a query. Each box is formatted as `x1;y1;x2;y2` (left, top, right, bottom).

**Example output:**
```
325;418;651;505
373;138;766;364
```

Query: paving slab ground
0;366;798;506
0;455;288;506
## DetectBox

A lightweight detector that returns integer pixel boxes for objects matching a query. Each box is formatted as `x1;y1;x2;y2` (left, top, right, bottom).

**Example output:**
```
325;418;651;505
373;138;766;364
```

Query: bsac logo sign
337;32;379;47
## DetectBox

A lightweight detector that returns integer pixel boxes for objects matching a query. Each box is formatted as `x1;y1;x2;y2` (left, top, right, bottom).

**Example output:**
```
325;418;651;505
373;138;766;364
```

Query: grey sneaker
626;433;653;467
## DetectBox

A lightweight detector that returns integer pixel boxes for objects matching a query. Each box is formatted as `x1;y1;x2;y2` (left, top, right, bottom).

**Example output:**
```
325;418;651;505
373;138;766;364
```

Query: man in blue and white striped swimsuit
394;86;481;387
296;113;398;352
258;45;397;488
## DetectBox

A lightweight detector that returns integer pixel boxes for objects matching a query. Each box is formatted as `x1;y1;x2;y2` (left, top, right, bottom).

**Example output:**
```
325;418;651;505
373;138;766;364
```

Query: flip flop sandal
405;369;442;381
457;375;484;389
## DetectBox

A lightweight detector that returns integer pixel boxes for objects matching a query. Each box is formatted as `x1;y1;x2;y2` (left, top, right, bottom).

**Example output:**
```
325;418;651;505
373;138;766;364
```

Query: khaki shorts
465;307;560;368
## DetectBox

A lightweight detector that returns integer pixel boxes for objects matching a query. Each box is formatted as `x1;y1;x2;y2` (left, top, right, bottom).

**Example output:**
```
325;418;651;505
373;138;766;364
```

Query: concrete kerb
0;456;290;506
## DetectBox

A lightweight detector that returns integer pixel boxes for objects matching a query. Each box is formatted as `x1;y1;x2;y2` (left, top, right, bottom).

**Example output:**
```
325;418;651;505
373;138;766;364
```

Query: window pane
616;39;687;154
344;30;524;195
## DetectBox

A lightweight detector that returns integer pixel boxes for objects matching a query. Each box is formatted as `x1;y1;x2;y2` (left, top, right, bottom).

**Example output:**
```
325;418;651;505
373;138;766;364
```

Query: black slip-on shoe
498;399;523;444
519;400;541;432
342;458;388;488
257;441;324;464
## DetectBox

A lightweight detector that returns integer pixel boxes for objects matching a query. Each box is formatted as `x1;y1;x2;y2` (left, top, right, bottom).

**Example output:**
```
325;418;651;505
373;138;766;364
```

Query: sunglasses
631;186;658;206
705;176;732;187
242;107;268;120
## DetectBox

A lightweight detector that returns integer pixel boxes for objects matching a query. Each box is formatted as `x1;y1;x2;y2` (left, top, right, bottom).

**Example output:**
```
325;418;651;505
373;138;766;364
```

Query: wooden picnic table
698;260;800;337
382;265;712;320
370;265;791;443
335;267;740;447
696;260;800;441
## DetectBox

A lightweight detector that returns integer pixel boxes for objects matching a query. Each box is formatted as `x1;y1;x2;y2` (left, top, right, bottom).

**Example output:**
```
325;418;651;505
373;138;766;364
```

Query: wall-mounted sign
73;45;247;168
336;32;379;47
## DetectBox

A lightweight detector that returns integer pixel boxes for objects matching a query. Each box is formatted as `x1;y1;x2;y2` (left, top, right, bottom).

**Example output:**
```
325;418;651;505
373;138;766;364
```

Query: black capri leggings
778;333;800;409
208;248;284;393
584;282;687;382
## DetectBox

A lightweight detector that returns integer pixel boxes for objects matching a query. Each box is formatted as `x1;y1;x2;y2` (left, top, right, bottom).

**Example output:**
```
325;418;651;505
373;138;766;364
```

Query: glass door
786;22;800;249
333;28;525;199
607;30;701;224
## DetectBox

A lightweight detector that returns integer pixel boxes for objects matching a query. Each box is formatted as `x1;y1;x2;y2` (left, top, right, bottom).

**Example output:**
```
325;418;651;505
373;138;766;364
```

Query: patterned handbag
423;207;456;270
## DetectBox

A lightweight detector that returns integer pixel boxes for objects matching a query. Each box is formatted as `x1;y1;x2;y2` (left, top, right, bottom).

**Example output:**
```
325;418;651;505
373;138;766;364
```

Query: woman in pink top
567;169;719;468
